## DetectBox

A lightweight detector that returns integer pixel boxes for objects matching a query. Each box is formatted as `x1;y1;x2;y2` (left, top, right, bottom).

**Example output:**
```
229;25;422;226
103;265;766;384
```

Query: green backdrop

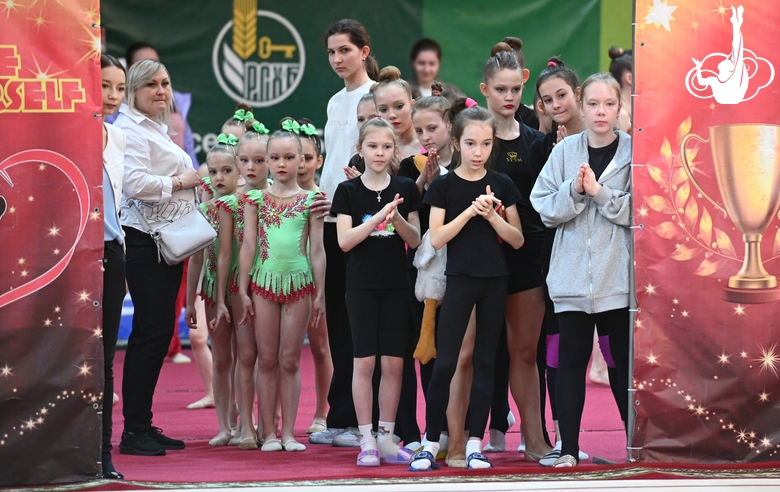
102;0;631;163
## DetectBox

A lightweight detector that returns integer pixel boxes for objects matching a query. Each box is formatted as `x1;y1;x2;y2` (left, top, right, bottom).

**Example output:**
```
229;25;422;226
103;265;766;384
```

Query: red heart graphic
0;150;90;309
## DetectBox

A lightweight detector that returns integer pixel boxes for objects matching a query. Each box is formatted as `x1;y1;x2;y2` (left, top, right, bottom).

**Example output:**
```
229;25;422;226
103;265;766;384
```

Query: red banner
0;0;104;484
633;0;780;462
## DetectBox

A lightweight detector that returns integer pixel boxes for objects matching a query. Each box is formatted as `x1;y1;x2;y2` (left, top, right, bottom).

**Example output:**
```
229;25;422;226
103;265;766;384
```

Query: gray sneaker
332;427;361;447
308;427;345;444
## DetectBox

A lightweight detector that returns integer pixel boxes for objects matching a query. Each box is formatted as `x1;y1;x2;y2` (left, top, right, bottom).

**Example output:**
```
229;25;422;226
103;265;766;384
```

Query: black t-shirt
493;125;545;245
515;104;540;131
331;175;422;289
423;170;521;277
588;136;619;180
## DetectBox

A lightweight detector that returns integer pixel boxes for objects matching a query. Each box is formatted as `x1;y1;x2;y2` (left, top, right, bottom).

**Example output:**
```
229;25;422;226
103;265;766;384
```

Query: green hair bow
251;121;269;134
217;133;239;146
233;109;254;121
281;119;300;134
299;123;317;136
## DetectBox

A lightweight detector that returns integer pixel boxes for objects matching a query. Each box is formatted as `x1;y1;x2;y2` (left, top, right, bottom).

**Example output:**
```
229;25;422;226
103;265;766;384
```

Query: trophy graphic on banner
681;124;780;303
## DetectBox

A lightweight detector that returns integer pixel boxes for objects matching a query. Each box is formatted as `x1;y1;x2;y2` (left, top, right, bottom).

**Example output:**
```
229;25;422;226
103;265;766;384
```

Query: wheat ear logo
212;1;305;107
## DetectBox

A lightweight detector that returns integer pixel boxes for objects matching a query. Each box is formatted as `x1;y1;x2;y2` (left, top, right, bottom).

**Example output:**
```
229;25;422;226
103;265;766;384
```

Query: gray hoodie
530;130;632;314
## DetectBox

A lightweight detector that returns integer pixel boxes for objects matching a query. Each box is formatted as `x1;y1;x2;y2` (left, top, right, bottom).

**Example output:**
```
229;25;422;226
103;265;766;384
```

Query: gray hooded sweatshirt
530;130;632;314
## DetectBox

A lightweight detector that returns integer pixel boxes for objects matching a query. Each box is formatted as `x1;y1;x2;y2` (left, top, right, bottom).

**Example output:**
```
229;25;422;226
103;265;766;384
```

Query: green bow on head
233;109;254;121
217;133;239;146
299;123;317;136
251;121;269;134
281;119;300;134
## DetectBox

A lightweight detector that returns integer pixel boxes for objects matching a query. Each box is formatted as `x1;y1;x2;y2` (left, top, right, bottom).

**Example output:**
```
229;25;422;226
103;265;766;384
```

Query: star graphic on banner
635;318;644;328
19;270;28;277
681;310;690;318
54;306;60;313
733;304;746;315
711;0;728;23
762;437;773;448
691;17;700;34
30;0;63;6
77;23;102;64
92;326;102;338
717;352;731;365
646;353;660;365
53;248;60;255
17;258;25;265
27;9;48;30
77;290;91;302
757;390;771;403
28;195;34;202
637;206;649;218
755;344;779;377
38;164;46;170
43;318;52;327
645;283;657;295
0;364;13;378
28;55;66;80
1;0;23;19
22;418;37;430
645;0;677;31
47;225;60;237
741;351;749;358
90;210;101;220
76;362;92;377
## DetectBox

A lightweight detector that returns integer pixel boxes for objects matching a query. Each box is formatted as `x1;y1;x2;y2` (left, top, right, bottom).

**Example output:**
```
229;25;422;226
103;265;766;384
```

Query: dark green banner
103;0;623;164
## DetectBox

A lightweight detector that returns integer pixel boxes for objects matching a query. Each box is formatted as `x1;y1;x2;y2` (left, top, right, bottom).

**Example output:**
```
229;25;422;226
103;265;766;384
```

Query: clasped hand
471;185;502;218
574;163;602;196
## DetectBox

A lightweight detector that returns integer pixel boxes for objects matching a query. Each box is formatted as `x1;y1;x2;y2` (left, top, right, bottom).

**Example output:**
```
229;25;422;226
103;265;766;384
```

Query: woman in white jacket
530;72;632;468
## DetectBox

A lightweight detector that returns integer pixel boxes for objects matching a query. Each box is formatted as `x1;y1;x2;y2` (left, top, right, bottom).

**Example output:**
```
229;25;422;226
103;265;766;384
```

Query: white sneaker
308;428;345;444
332;427;361;447
171;352;191;364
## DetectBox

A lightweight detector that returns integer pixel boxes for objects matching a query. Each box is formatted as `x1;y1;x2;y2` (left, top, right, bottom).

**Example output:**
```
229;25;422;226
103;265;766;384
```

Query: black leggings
102;240;125;457
396;269;437;444
556;308;630;458
424;275;507;442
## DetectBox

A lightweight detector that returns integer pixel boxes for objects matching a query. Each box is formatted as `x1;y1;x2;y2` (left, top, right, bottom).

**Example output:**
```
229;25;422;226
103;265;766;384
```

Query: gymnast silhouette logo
685;5;774;105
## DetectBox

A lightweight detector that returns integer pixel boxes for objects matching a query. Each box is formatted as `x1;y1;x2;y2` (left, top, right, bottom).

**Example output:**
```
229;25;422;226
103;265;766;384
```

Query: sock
377;421;400;458
466;439;490;469
358;424;376;451
410;439;440;470
487;429;506;451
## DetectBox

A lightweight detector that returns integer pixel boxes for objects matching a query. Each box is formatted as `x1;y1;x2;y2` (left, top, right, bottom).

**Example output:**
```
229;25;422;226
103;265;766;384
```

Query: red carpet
108;347;636;484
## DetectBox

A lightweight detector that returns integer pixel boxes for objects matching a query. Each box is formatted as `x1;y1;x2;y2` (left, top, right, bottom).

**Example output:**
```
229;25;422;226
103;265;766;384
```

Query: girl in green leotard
211;119;271;449
185;133;240;447
238;119;326;452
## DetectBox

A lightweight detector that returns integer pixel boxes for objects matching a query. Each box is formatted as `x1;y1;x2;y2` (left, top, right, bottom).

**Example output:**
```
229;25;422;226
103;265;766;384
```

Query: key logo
212;2;305;108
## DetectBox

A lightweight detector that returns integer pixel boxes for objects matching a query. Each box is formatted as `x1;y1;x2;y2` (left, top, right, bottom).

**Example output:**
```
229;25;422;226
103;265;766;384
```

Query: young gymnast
294;118;335;435
530;72;632;467
238;119;326;452
480;41;551;460
530;56;592;466
395;84;453;450
331;118;422;466
210;119;271;449
410;103;524;471
184;133;240;446
372;66;421;162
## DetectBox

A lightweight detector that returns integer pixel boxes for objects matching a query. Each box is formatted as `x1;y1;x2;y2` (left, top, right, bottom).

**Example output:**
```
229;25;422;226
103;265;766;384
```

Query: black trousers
121;227;183;433
556;308;630;458
487;325;510;433
396;269;437;444
425;275;507;442
102;239;125;456
323;222;358;429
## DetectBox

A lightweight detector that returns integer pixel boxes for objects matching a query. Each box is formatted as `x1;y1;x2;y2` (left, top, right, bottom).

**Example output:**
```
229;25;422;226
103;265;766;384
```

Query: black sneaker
119;430;165;456
151;426;185;450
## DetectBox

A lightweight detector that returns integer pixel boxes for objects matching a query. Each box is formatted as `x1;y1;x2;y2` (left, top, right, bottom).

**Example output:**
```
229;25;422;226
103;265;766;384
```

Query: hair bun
490;42;513;57
501;37;523;52
235;102;253;113
547;56;565;68
609;45;625;60
378;65;402;82
430;81;444;94
279;116;296;129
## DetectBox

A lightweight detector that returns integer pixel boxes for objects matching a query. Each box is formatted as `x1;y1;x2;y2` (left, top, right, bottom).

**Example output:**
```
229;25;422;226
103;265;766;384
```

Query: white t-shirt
320;80;374;211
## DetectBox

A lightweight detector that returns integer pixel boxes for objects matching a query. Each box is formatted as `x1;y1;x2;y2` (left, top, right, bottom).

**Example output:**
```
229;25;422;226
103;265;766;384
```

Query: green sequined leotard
215;193;245;298
246;189;316;303
199;200;221;306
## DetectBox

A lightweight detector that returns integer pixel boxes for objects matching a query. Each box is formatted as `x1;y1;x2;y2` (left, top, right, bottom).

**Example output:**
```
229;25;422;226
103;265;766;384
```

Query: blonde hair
580;72;621;106
357;118;400;165
125;59;173;128
370;66;413;100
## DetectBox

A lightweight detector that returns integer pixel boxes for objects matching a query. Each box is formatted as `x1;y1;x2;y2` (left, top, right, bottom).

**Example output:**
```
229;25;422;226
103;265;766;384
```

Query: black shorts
505;238;544;295
346;288;409;358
